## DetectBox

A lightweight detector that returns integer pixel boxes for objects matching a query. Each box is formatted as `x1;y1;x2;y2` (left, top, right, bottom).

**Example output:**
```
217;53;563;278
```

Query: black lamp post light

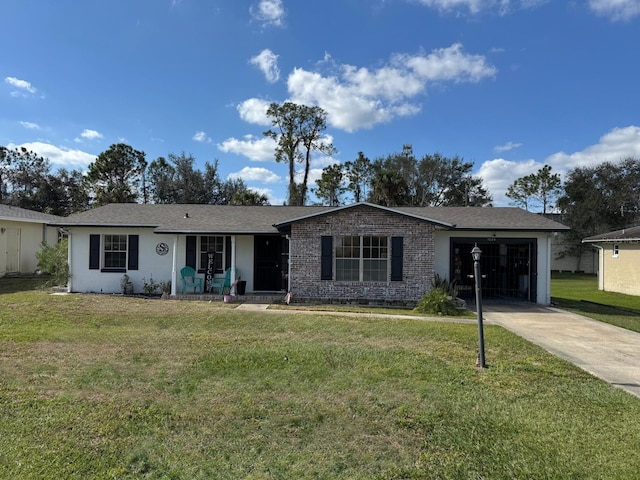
471;244;487;369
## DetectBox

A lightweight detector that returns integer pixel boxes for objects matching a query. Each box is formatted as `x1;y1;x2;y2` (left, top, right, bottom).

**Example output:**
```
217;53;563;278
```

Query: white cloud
228;166;281;184
589;0;640;21
192;131;212;143
217;134;277;161
5;76;37;96
250;0;286;27
477;125;640;206
80;129;103;140
286;43;495;132
7;142;96;170
545;125;640;171
401;44;497;83
477;158;542;206
20;121;40;130
237;98;272;125
494;141;522;152
589;0;640;20
250;49;280;83
413;0;548;15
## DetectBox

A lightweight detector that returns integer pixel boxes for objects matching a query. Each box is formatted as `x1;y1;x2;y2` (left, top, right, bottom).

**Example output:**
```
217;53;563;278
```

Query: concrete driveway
483;303;640;399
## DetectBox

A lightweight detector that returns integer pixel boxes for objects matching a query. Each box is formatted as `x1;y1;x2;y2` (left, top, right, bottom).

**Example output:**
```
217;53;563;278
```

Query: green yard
551;272;640;333
1;277;640;479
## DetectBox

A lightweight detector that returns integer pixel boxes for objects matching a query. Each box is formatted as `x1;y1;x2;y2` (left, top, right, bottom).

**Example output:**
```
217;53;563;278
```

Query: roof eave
583;237;640;243
274;202;455;229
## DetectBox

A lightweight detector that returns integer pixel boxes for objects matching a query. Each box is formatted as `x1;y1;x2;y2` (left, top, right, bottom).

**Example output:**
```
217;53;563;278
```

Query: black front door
254;235;285;291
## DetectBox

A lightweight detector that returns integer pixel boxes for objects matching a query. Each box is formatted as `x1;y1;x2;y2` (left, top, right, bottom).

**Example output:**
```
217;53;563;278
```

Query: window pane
103;234;127;269
200;236;225;272
363;259;387;281
336;236;359;259
336;259;359;281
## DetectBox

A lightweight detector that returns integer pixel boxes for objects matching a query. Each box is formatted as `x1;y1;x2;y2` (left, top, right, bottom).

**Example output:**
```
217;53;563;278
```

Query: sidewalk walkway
483;304;640;399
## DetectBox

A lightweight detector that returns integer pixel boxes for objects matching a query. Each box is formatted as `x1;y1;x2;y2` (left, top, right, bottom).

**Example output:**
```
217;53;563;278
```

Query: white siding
67;228;257;294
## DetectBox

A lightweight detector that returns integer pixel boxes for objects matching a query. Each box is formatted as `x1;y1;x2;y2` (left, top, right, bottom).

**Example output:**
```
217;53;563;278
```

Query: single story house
583;225;640;296
544;213;597;274
52;202;568;305
0;205;62;277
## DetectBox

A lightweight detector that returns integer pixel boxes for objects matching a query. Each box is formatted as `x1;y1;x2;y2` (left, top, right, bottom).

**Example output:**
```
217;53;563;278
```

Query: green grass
273;302;476;318
551;273;640;333
2;277;640;479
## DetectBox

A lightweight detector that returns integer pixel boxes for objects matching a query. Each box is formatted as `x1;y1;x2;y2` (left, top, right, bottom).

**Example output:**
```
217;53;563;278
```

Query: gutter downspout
286;234;292;297
546;234;552;305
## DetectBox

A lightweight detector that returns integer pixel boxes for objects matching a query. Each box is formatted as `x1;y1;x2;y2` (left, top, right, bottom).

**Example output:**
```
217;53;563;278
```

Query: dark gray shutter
186;236;197;269
128;235;139;270
391;236;403;281
89;234;100;270
321;236;333;280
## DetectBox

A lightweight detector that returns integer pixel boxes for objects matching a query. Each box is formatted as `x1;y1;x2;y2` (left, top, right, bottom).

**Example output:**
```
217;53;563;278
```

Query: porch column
171;234;178;296
66;229;72;293
230;235;237;294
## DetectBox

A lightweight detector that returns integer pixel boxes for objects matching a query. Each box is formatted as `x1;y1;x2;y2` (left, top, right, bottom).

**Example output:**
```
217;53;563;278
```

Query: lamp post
472;244;487;368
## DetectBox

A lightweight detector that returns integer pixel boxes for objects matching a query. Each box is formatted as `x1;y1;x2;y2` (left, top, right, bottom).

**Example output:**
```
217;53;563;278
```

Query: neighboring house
583;226;640;296
52;202;568;305
543;213;597;274
0;205;62;277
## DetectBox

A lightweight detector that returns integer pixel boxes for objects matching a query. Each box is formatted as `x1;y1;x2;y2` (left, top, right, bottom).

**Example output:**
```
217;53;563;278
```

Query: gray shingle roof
583;225;640;243
0;204;63;223
395;206;569;231
53;202;569;233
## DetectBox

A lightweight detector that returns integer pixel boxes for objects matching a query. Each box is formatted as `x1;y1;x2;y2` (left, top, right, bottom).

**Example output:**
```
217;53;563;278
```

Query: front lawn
2;277;640;479
551;273;640;333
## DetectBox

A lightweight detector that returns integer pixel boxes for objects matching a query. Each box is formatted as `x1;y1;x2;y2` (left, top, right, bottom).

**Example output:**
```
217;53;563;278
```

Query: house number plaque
155;242;169;256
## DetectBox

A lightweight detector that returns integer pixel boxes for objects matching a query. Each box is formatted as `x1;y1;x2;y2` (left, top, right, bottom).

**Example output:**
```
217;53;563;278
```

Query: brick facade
289;205;436;304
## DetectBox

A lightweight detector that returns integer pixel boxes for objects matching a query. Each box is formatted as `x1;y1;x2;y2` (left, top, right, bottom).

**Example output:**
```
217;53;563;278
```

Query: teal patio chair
180;266;203;294
209;268;232;294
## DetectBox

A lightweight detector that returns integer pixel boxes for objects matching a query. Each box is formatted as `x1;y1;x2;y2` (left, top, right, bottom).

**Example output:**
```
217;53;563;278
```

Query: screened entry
450;239;537;302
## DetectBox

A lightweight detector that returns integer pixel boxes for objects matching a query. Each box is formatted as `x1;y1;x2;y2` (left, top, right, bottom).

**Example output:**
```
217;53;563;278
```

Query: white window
613;244;619;257
103;234;127;269
336;235;388;282
200;236;225;273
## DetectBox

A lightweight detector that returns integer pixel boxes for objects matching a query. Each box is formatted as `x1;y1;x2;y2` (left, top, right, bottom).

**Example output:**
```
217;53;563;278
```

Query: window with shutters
335;235;388;281
199;236;225;273
104;234;127;270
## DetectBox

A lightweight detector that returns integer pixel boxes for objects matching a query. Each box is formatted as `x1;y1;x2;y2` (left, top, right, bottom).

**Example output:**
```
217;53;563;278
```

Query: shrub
431;273;458;298
36;239;69;286
414;287;463;316
141;277;160;295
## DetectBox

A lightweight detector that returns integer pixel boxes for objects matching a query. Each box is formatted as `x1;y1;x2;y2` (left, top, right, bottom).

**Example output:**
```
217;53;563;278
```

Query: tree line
0;144;267;216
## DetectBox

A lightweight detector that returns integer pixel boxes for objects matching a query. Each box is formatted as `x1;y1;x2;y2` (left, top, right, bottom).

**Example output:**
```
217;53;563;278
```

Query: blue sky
2;0;640;207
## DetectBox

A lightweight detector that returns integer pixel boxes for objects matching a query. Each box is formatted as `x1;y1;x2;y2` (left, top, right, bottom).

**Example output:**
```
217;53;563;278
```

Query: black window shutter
89;234;100;270
391;236;403;281
225;236;232;270
128;235;139;270
186;236;197;269
321;236;333;280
